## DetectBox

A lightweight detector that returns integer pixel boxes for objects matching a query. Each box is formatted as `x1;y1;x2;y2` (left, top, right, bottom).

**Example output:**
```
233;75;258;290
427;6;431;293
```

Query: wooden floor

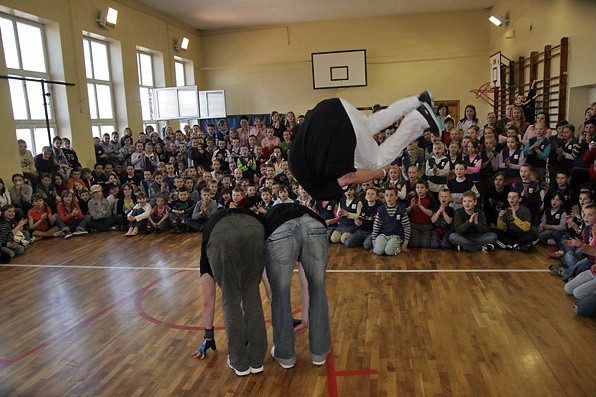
0;231;595;397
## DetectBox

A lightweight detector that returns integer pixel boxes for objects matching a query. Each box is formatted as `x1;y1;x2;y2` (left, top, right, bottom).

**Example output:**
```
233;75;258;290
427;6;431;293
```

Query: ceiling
134;0;496;31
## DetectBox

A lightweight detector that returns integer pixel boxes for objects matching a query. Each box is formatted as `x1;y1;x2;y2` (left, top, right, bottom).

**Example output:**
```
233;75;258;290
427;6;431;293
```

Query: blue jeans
430;230;451;249
265;214;330;365
344;229;373;250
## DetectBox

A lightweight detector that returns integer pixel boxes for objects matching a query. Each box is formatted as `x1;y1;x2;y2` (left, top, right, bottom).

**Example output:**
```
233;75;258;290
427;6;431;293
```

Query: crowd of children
6;102;596;316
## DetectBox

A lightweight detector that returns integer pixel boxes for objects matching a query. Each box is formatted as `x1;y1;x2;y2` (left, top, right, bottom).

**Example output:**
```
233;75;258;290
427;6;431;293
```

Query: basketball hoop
470;82;495;106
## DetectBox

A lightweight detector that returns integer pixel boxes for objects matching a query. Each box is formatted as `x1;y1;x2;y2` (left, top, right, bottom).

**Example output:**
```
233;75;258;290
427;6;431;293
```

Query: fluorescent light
489;14;508;27
106;7;118;25
180;37;189;50
175;37;190;52
98;7;118;29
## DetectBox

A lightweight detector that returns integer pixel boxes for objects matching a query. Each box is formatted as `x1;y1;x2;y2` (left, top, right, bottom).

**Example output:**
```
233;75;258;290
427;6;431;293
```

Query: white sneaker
227;356;250;376
249;365;264;374
52;231;64;237
270;346;294;369
64;232;74;240
73;229;89;236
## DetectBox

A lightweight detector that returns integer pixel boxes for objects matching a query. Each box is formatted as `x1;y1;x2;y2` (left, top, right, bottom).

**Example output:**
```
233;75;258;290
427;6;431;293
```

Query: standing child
372;186;411;256
345;187;381;250
406;180;435;248
430;188;454;248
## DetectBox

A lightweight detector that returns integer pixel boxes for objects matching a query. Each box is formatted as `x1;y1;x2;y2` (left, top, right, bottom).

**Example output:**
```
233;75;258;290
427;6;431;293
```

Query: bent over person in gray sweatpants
199;208;268;376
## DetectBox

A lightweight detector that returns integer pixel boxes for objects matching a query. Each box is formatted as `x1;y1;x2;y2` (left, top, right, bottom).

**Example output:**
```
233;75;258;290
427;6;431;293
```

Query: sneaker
270;346;294;369
227;356;250;377
312;352;328;366
416;102;441;137
549;264;566;277
456;245;462;252
52;231;65;237
64;232;74;240
73;229;89;236
481;244;495;252
418;90;434;107
249;365;264;374
30;236;40;243
495;240;507;249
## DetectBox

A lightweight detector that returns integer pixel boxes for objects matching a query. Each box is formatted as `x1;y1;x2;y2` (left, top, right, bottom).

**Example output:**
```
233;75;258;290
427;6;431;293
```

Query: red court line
0;270;190;371
0;292;133;371
133;269;301;329
326;346;339;397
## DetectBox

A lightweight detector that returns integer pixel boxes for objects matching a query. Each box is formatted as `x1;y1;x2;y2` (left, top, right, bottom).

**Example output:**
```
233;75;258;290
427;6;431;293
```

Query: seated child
511;164;542;226
537;192;567;246
125;192;152;236
227;187;246;209
495;190;538;252
430;188;454;248
482;172;510;228
315;197;339;241
255;187;274;216
330;185;361;244
28;193;69;238
187;187;218;232
498;133;525;185
345;187;380;250
449;190;497;252
447;162;478;211
56;190;90;237
424;141;450;193
148;195;169;234
406;179;435;248
273;185;294;205
168;187;195;232
372;186;411;256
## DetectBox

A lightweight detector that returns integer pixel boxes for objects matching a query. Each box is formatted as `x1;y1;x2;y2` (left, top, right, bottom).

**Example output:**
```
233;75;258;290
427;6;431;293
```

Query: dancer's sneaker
416;102;441;137
418;90;434;107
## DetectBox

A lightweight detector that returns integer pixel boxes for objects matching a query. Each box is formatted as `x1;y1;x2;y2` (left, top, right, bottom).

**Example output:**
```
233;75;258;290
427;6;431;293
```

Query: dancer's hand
192;338;217;359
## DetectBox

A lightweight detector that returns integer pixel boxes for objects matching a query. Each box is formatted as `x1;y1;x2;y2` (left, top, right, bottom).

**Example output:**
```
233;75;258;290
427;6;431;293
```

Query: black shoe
416;103;441;137
418;90;434;107
482;243;495;252
516;244;531;253
495;240;507;249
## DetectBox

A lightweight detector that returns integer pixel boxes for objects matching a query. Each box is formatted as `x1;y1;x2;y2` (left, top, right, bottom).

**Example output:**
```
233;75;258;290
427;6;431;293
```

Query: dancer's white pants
340;97;429;170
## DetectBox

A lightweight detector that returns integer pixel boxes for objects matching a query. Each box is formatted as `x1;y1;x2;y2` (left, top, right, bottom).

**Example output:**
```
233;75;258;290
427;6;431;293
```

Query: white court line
0;263;548;273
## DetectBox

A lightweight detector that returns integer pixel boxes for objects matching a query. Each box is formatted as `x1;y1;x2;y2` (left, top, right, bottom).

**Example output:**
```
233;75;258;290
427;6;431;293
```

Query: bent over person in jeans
264;203;331;368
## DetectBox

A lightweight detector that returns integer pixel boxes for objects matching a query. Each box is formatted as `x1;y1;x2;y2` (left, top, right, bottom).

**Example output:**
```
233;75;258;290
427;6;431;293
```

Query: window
83;37;115;138
137;51;156;131
0;14;55;155
175;61;186;87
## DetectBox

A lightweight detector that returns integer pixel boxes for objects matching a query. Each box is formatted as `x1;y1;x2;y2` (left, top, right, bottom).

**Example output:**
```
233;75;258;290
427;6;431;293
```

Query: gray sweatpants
207;213;267;370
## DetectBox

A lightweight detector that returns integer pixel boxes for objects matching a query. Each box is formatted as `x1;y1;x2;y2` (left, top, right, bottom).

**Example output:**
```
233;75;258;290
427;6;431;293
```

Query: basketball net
470;82;494;107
